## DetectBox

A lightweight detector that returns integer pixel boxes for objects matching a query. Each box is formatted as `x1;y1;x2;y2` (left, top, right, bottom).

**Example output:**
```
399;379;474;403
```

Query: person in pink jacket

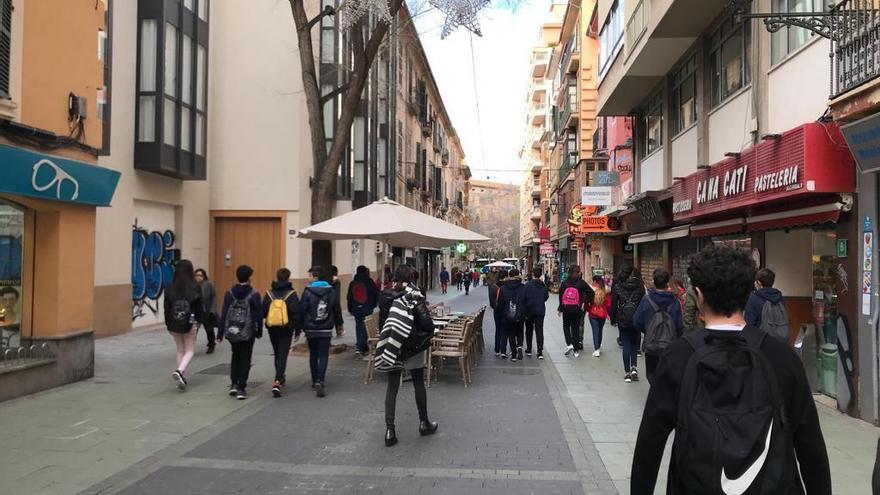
587;275;612;357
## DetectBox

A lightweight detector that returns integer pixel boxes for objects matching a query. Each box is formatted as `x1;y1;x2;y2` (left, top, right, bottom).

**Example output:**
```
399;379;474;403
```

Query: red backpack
351;282;368;305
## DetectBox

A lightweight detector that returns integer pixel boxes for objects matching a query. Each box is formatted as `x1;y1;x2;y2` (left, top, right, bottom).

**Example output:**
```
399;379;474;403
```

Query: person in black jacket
522;267;549;359
557;265;594;358
164;259;203;391
377;264;438;447
631;245;830;495
497;269;527;361
330;265;345;338
262;268;302;398
609;265;645;381
300;266;343;398
218;265;263;400
488;270;509;357
744;267;787;329
194;268;217;354
347;265;380;357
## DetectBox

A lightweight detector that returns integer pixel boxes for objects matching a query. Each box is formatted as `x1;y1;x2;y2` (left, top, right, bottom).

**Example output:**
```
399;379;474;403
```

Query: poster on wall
0;204;23;350
864;221;874;316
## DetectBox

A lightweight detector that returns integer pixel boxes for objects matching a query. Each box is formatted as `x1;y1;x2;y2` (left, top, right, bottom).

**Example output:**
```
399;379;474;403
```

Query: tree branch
304;5;336;31
321;83;351;105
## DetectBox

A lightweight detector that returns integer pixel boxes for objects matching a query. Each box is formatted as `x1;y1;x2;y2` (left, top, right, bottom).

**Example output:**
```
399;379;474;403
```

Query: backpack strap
282;291;294;302
267;291;276;301
646;294;659;311
742;324;768;350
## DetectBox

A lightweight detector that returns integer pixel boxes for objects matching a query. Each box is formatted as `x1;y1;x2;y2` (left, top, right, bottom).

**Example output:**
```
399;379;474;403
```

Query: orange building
0;0;120;401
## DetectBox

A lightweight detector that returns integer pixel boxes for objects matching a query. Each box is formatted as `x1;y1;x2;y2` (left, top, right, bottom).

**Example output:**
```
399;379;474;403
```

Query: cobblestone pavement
0;287;876;494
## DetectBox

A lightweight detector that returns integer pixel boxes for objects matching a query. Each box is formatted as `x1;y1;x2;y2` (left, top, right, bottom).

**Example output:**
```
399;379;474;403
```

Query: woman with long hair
556;264;594;358
194;268;217;354
377;264;438;447
164;260;203;390
587;275;612;357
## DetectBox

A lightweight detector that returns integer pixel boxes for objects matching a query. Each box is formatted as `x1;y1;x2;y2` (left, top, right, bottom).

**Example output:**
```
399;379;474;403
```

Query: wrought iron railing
831;0;880;98
0;342;55;369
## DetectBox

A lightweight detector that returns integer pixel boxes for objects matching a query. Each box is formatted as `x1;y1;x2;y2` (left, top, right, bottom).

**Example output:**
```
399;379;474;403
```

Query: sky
413;0;554;185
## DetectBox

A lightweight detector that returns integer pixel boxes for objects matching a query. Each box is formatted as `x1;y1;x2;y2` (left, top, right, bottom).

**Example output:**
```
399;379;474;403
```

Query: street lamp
547;199;559;214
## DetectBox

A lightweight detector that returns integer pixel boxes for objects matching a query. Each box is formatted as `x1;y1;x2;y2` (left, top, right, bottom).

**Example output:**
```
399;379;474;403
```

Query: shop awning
628;232;657;244
745;202;844;232
657;225;691;241
690;218;745;237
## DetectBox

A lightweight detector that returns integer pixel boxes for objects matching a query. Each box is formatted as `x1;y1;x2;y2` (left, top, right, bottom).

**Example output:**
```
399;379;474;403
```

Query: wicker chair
363;314;380;384
429;318;474;387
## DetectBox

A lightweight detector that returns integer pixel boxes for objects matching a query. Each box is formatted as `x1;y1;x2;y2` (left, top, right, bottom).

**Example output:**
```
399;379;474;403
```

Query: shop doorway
212;215;283;297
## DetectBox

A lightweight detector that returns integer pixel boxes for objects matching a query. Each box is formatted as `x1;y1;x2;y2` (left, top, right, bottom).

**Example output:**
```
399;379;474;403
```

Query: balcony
597;0;728;115
561;44;580;74
831;0;880;100
530;206;542;221
531;104;547;125
531;179;541;198
531;163;542;175
532;51;549;78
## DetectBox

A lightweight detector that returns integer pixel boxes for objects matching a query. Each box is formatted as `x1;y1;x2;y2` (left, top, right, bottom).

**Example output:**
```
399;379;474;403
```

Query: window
135;1;209;179
598;0;625;78
642;90;663;156
0;0;11;99
671;54;696;135
710;17;751;107
99;1;113;155
771;0;825;64
0;200;23;351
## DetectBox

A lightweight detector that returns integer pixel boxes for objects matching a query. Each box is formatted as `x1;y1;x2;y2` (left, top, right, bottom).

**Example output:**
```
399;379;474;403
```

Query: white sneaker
564;345;574;356
592;350;601;357
573;351;580;358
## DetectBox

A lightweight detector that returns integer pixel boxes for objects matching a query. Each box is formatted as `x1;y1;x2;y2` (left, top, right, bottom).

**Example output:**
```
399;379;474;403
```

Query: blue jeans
619;327;638;373
308;336;332;384
493;310;507;354
589;317;605;351
354;315;368;354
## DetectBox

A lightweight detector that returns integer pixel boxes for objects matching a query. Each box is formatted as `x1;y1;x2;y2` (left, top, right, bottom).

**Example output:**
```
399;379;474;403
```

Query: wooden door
212;217;283;297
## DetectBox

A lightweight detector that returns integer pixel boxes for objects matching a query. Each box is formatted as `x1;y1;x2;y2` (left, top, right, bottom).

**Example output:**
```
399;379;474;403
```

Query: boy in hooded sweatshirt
262;268;302;398
300;266;343;397
497;269;527;361
219;265;263;400
522;267;549;359
347;265;380;357
633;268;683;383
744;267;788;331
488;270;509;357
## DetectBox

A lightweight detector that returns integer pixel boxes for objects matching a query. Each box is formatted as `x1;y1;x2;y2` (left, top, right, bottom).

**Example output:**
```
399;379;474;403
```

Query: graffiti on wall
132;220;179;321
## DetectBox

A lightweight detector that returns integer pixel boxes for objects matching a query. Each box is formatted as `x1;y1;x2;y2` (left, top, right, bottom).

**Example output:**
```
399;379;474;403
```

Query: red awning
690;218;745;237
746;202;843;232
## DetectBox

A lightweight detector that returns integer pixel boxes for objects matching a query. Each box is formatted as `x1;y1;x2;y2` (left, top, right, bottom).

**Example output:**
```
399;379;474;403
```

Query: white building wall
640;150;665;192
767;38;830;134
670;125;698;179
707;89;753;164
764;229;813;298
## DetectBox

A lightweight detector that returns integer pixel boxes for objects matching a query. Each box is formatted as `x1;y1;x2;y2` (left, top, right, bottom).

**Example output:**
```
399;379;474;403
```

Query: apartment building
594;0;862;418
0;0;121;400
469;180;520;261
519;6;563;276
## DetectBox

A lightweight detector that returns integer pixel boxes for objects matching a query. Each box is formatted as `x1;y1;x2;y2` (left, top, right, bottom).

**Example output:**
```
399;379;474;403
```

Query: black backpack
308;288;333;326
224;290;255;343
760;300;791;343
505;286;524;323
167;297;192;333
617;288;641;328
673;328;794;493
642;296;679;355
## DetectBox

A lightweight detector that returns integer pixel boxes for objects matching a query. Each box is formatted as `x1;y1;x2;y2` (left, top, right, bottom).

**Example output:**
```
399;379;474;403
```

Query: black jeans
268;327;293;382
561;311;584;351
524;315;544;354
202;313;216;348
645;354;660;383
493;310;507;354
506;320;524;352
308;336;332;384
230;338;255;390
385;368;428;427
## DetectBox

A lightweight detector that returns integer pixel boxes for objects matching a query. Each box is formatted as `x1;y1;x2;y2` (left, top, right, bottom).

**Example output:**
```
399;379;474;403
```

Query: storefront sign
590;171;620;186
539;228;551;244
864;232;873;272
0;145;121;206
838;238;848;258
568;204;618;236
539;243;555;255
581;186;613;206
671;123;855;222
841;112;880;173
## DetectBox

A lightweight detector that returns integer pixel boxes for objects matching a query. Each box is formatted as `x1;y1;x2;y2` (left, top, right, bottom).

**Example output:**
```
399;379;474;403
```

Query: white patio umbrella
297;197;490;248
484;260;515;268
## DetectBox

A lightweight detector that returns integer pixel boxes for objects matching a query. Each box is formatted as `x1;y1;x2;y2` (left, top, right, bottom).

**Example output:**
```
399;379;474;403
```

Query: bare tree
288;0;405;265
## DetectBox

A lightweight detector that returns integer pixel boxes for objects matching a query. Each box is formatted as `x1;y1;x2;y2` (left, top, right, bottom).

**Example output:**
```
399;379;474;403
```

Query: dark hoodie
488;278;506;309
521;278;549;318
632;289;684;339
347;273;379;317
556;277;595;313
261;281;302;334
744;287;785;328
300;281;343;338
219;283;263;340
497;276;525;321
610;276;645;327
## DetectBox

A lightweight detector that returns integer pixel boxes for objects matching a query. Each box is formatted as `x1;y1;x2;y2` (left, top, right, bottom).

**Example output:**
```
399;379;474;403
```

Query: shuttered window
0;0;12;98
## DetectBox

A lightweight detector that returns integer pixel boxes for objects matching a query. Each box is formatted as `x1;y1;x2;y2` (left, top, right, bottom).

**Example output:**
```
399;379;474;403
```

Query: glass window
164;23;178;97
771;0;825;65
811;230;839;398
643;90;663;155
710;18;750;107
138;95;156;142
0;200;23;351
164;97;176;145
198;0;208;21
672;55;696;135
139;20;158;92
181;107;191;151
184;0;193;11
196;114;205;156
598;0;625;78
182;34;193;105
197;45;206;111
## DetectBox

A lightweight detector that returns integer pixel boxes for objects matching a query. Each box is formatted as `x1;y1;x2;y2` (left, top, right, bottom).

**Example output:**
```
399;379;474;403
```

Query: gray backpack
642;296;679;355
224;290;255;344
760;300;791;343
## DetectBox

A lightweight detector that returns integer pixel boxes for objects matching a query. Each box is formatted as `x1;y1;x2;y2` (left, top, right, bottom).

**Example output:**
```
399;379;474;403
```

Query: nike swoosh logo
721;418;773;495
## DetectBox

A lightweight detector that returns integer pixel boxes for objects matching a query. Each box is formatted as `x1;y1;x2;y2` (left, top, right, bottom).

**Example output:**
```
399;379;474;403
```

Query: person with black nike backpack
218;265;263;400
631;245;830;494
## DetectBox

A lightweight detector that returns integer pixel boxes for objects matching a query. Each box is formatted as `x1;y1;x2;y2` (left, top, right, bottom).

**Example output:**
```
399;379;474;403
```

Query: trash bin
819;343;837;398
